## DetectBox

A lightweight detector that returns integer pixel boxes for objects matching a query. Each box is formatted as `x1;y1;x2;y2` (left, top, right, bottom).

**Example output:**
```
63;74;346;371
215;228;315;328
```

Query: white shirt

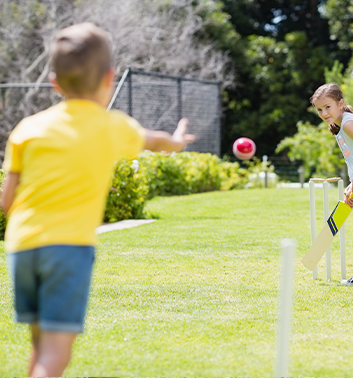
336;112;353;181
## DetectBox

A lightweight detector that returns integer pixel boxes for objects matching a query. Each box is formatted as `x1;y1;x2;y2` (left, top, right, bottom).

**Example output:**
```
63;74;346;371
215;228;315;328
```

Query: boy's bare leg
29;327;77;377
29;323;40;374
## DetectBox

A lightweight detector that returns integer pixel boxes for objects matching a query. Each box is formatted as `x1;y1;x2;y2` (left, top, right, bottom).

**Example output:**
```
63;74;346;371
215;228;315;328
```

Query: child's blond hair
50;23;111;96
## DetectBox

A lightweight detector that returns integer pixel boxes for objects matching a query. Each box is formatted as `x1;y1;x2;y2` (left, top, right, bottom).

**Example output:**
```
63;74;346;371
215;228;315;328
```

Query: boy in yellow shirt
1;23;194;377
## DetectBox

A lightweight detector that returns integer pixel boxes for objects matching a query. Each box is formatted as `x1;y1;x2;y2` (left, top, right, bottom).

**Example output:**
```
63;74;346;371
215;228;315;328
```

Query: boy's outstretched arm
143;118;195;152
1;172;20;214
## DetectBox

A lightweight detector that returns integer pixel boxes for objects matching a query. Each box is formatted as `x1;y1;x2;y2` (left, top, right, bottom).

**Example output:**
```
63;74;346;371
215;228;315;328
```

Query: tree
276;121;343;178
276;58;353;177
223;0;332;45
0;0;351;162
221;31;333;157
71;0;236;81
218;0;342;158
0;0;77;160
324;0;353;52
0;0;235;161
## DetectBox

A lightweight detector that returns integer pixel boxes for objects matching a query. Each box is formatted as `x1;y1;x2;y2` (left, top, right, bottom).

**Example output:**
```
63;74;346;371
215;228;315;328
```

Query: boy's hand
143;118;195;153
172;118;195;149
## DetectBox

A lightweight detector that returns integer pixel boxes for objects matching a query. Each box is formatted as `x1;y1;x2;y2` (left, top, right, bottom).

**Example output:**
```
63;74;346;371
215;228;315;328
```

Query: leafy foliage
0;153;249;230
104;152;249;222
0;0;234;163
275;57;353;179
104;159;149;223
219;161;251;190
222;0;330;43
1;0;352;162
138;152;224;197
276;121;343;178
222;29;334;157
324;58;353;107
243;157;278;188
324;0;353;53
218;0;350;158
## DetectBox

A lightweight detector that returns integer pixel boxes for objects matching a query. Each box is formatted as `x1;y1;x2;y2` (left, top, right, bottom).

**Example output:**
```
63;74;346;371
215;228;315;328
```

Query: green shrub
0;155;251;232
220;161;249;190
184;152;222;193
276;121;343;178
104;159;149;223
103;151;250;223
275;59;353;179
138;151;223;197
138;152;190;198
243;157;278;188
0;154;250;235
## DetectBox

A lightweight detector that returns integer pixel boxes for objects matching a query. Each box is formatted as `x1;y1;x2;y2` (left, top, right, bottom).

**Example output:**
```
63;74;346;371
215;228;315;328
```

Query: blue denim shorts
7;245;95;333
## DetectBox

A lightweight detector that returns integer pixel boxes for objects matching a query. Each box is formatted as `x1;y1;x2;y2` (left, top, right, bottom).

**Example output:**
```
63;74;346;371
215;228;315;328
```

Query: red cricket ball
233;137;256;160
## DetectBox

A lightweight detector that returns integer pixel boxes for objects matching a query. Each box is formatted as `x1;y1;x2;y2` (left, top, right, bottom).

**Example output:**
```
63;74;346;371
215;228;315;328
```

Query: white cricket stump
275;239;296;378
323;181;331;280
309;180;318;280
309;177;346;280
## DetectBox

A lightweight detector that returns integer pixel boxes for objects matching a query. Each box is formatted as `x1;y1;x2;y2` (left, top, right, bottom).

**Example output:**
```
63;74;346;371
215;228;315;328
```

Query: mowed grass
1;187;353;376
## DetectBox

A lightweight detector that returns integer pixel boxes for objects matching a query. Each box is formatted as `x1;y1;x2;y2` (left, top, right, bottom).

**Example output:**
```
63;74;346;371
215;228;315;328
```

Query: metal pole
275;239;296;378
323;181;331;280
263;155;268;188
216;82;222;157
338;179;347;279
107;67;130;111
298;166;304;188
177;78;182;121
309;181;318;279
128;70;133;116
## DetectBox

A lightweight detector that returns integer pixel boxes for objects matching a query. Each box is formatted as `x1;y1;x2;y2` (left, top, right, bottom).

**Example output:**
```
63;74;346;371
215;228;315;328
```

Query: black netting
110;69;221;156
0;68;221;162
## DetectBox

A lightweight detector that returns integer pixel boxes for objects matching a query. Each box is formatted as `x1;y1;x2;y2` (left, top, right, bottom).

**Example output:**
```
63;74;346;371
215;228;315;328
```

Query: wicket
309;177;346;280
275;239;296;377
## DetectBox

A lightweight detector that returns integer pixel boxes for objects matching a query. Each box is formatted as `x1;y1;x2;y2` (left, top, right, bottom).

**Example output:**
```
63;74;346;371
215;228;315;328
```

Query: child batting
311;82;353;285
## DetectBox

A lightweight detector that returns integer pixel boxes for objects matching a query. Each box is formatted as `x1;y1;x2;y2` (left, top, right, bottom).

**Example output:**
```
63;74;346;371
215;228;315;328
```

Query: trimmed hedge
0;152;249;237
104;158;149;223
138;152;223;198
105;151;249;222
219;161;250;191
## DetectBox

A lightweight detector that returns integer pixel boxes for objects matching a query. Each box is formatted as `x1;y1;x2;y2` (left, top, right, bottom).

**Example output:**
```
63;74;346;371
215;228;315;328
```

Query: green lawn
1;188;353;376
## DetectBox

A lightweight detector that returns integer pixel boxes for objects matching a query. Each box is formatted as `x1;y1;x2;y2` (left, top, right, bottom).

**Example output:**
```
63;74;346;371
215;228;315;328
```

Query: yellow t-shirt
3;99;145;253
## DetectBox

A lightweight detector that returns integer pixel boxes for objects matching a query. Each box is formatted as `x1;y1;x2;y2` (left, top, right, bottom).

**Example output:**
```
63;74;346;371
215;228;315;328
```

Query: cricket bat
302;200;352;270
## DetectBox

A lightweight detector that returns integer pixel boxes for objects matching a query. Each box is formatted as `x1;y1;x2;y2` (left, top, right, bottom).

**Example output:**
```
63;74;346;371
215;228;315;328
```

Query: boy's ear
104;68;115;87
48;72;64;94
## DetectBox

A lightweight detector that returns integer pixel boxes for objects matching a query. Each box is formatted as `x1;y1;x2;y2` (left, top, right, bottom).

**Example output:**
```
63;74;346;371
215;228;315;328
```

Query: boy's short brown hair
50;23;112;96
